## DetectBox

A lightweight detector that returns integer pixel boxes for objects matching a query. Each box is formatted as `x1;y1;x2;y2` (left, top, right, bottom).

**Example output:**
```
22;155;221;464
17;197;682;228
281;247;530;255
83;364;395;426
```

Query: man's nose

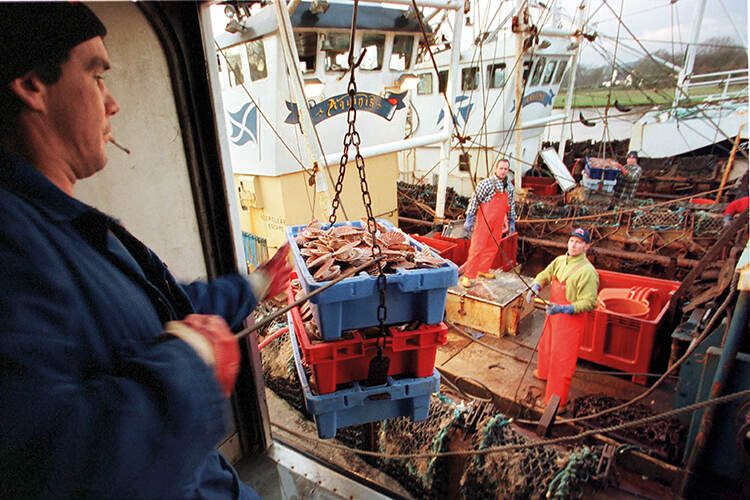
106;91;120;116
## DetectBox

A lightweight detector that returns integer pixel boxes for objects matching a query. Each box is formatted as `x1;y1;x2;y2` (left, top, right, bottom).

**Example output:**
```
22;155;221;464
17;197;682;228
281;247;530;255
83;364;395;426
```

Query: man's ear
7;72;47;113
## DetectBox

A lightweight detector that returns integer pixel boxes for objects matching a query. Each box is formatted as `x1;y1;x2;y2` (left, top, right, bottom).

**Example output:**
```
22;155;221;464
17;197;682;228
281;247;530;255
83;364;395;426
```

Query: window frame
542;60;557;85
553;60;568;84
322;31;352;72
417;72;433;95
244;38;268;82
530;57;546;86
461;66;479;91
487;63;507;89
390;34;415;71
360;32;386;71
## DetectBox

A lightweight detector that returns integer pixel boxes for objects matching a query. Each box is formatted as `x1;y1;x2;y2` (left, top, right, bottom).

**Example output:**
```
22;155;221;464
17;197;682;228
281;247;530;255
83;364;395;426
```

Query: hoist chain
328;0;388;350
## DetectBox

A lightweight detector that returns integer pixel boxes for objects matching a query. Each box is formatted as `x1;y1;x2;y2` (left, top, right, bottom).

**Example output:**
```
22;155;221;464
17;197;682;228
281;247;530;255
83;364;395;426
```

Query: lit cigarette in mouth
108;136;131;155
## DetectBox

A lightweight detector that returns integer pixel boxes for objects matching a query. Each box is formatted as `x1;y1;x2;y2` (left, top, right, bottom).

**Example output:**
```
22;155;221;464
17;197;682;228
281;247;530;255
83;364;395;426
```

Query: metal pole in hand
235;255;386;340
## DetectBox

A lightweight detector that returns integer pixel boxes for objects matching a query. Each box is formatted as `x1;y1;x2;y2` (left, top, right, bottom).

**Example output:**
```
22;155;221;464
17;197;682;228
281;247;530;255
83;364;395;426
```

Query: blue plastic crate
584;157;620;181
288;312;440;439
582;174;616;193
286;219;458;340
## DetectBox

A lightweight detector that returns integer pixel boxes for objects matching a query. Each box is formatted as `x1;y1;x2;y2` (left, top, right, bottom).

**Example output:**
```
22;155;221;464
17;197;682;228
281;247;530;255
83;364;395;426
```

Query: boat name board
284;91;407;125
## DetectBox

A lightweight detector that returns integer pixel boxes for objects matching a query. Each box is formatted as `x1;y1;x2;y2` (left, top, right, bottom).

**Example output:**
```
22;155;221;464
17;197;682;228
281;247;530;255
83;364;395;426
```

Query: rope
270;388;750;459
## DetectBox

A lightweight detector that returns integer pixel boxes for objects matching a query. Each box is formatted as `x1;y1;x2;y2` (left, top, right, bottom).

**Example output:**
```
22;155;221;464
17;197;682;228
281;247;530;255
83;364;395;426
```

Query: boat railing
683;68;749;102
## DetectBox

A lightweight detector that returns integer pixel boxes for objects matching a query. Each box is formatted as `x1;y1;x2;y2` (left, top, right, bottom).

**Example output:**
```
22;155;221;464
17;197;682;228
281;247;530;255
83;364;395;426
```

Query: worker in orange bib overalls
525;228;599;413
460;158;516;284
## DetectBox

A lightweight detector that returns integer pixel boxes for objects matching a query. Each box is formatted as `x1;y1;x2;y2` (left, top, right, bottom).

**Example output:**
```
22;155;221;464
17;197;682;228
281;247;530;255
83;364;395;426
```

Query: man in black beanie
0;3;287;498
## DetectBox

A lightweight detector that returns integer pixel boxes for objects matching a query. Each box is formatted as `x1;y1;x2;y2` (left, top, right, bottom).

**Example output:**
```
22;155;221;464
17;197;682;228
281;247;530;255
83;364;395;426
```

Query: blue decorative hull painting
437;95;474;128
227;102;258;146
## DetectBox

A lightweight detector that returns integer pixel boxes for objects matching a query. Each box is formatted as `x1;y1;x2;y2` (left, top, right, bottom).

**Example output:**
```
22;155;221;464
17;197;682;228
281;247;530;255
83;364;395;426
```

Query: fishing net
376;394;462;499
261;330;306;414
461;413;603;500
573;201;620;228
693;211;726;237
374;394;605;499
632;207;686;231
574;393;687;464
526;201;571;220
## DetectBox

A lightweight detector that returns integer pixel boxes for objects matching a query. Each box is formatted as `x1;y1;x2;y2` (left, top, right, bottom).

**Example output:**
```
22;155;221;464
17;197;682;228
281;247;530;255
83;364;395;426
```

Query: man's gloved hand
248;243;292;301
464;214;475;235
526;283;541;304
546;303;575;315
508;219;516;235
165;314;240;398
723;214;733;226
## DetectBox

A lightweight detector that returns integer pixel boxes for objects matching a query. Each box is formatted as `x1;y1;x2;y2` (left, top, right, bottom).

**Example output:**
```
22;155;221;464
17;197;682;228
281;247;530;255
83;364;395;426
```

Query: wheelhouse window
438;70;448;93
530;57;546;85
390;35;414;71
461;67;479;91
487;63;506;88
360;33;385;70
522;60;531;82
417;73;433;95
322;32;351;72
295;32;317;74
224;45;244;87
245;39;267;81
542;60;557;85
553;60;568;84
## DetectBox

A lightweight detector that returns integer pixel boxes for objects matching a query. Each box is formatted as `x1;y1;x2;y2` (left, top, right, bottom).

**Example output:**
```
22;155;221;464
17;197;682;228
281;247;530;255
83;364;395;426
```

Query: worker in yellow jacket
526;228;599;413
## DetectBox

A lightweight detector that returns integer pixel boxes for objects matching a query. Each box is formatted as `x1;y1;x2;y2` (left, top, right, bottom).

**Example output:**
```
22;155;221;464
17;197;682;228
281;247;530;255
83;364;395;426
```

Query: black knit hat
0;2;106;85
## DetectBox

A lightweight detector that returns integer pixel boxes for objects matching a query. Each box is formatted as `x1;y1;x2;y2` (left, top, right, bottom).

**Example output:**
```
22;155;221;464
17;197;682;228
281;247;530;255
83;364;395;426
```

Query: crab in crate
294;219;447;281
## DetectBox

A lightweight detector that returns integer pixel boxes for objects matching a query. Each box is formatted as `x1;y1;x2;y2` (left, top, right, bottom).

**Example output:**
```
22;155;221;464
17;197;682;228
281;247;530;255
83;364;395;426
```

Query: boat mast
673;0;708;110
272;0;331;220
435;4;464;221
512;0;525;190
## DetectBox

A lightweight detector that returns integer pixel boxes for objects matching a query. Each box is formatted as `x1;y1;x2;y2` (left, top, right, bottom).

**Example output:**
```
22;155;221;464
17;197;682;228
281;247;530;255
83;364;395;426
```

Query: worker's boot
477;271;495;279
461;277;473;288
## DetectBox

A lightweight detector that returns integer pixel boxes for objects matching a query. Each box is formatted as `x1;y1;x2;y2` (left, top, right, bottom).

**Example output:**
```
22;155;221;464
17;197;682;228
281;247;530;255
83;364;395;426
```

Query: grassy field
553;85;745;108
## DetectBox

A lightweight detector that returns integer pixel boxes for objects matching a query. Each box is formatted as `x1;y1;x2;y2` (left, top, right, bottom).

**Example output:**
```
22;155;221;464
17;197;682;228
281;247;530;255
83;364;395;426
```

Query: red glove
254;243;292;301
165;314;240;398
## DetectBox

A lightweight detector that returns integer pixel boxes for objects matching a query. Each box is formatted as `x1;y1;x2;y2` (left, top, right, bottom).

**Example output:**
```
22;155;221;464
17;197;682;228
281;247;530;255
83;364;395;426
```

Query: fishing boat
212;0;585;251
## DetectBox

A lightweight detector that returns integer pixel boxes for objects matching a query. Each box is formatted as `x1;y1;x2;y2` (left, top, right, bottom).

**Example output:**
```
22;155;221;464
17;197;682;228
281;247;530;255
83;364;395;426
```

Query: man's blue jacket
0;151;259;499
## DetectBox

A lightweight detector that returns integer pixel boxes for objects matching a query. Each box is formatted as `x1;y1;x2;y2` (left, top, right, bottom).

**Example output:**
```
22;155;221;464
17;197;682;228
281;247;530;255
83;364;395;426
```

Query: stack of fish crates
284;219;457;438
582;157;620;198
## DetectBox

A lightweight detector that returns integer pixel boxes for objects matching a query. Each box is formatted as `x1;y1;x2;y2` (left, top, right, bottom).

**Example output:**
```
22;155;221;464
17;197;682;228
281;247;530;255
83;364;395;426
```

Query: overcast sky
569;0;748;65
212;1;748;67
464;0;748;66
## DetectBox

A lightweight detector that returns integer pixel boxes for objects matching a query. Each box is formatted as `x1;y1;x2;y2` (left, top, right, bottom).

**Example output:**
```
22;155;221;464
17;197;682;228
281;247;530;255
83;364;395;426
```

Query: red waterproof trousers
536;277;588;406
459;191;507;279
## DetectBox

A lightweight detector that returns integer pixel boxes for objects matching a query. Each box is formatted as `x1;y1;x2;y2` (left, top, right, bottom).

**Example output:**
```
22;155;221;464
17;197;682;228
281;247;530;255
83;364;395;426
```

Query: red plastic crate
410;234;458;262
578;270;680;385
286;286;447;394
491;231;518;271
522;176;558;196
434;234;470;265
433;232;517;271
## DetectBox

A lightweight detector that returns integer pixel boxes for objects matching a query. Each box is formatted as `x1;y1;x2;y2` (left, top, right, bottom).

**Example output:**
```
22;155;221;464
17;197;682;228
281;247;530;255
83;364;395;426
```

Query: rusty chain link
328;0;388;349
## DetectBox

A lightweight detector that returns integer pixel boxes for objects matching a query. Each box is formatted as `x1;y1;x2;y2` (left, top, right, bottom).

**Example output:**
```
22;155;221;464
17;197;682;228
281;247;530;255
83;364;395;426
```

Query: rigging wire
599;0;624;160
